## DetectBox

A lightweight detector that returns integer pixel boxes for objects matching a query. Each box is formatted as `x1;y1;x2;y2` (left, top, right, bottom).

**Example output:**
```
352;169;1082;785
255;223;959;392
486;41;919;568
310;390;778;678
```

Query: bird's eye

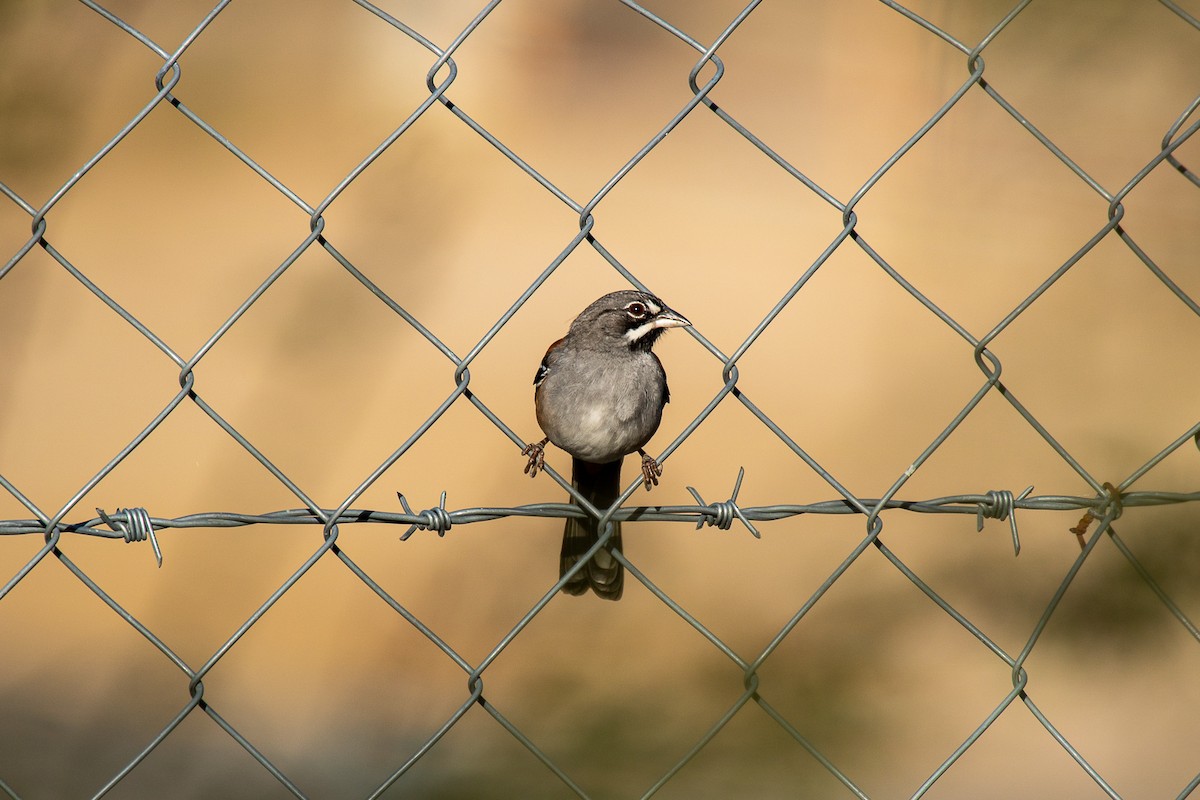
626;302;647;318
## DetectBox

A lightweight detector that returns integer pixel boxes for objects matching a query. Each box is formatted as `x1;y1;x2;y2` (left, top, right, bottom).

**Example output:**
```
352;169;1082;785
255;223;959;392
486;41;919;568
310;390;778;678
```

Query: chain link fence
2;1;1199;798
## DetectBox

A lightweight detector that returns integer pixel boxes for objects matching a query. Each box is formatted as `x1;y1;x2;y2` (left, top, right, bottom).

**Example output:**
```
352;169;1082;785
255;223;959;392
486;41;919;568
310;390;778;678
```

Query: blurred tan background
2;1;1199;798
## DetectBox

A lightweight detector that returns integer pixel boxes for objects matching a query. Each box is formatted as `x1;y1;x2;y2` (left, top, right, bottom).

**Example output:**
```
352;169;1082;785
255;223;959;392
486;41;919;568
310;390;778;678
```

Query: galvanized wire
2;1;1199;798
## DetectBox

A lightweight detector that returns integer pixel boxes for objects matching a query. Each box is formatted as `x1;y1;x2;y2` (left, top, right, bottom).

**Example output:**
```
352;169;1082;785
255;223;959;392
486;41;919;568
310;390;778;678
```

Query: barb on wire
686;467;760;538
397;491;452;540
976;486;1033;556
96;507;163;567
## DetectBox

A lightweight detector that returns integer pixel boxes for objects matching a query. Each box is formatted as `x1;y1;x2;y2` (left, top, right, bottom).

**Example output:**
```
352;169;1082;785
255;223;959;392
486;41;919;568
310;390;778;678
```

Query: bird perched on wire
522;290;691;600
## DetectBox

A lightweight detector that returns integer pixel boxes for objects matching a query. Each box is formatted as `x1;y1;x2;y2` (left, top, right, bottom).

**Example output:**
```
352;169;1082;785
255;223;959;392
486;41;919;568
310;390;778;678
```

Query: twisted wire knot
1098;481;1123;520
976;490;1015;525
397;491;452;540
705;498;738;530
97;507;162;567
686;467;760;539
1067;482;1123;551
975;486;1032;557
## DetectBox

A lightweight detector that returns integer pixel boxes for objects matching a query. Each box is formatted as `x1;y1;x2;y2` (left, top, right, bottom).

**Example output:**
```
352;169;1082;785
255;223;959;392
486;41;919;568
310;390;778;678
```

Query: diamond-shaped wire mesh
2;1;1199;798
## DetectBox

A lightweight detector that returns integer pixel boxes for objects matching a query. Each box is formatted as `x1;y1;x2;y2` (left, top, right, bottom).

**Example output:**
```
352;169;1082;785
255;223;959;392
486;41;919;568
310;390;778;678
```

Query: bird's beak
652;308;691;330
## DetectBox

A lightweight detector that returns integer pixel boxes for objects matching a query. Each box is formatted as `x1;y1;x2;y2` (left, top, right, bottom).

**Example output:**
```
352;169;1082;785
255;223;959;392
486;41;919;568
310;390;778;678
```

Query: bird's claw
522;438;548;477
639;450;663;490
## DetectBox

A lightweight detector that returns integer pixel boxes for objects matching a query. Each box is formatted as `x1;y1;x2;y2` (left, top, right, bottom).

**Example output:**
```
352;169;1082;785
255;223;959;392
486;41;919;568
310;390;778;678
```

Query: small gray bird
523;290;691;600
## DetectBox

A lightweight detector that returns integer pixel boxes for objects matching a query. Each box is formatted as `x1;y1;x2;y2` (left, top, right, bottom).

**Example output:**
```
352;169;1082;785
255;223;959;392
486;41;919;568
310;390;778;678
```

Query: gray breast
537;351;666;463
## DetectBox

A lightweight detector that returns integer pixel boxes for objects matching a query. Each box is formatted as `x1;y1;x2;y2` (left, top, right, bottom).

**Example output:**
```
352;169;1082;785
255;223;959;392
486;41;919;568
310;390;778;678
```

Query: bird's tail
560;457;624;600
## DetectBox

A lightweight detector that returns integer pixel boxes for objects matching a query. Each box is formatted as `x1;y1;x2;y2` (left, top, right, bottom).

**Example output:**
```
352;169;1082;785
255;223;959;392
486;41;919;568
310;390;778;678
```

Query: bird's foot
522;438;549;477
638;449;663;490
